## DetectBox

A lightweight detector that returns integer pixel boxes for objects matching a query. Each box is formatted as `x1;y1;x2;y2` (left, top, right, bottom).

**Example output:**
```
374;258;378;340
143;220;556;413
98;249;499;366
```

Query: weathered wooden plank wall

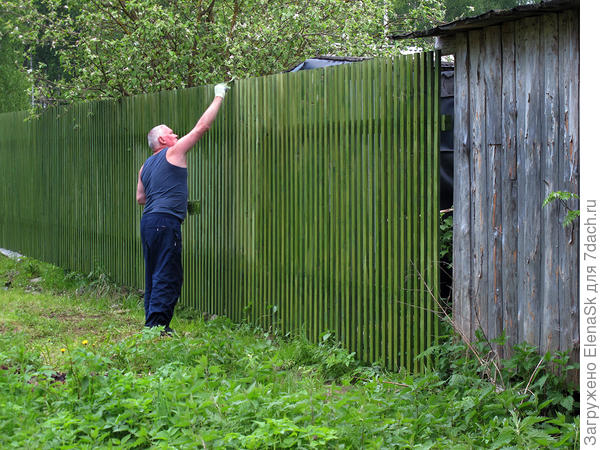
453;32;471;341
0;55;441;371
453;10;579;358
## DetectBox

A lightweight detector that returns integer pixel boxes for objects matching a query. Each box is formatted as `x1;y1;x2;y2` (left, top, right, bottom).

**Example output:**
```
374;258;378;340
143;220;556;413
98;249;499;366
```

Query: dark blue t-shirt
141;148;188;221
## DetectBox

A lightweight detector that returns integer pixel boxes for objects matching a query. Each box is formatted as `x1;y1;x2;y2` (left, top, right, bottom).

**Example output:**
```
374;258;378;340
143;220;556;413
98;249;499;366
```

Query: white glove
214;83;230;98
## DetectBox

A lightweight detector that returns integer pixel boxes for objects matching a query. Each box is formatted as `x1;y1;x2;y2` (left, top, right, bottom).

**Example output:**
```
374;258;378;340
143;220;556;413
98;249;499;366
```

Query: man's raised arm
169;83;229;157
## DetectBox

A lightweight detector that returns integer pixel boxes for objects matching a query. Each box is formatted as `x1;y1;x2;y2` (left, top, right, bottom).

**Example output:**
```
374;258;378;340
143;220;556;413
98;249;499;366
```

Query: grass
0;253;579;448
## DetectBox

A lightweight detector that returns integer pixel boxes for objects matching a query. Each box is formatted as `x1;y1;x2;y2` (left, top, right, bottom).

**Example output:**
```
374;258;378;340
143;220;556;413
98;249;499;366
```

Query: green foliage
441;0;525;22
543;190;580;227
0;254;579;448
439;211;452;263
0;1;31;112
2;0;531;108
4;0;444;105
1;254;81;292
187;200;202;216
389;1;524;31
278;332;359;380
421;324;579;448
0;35;31;113
542;190;579;207
428;324;578;417
389;0;446;33
1;253;126;297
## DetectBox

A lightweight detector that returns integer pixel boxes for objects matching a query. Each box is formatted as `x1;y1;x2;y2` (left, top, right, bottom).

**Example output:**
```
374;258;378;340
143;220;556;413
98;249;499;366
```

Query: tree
0;2;32;113
388;0;446;33
3;1;532;108
389;0;525;31
0;36;31;113
443;0;525;22
5;0;448;105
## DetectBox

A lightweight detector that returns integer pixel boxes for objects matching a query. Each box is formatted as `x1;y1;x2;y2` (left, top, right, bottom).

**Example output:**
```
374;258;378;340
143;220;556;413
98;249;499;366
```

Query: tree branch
91;0;131;35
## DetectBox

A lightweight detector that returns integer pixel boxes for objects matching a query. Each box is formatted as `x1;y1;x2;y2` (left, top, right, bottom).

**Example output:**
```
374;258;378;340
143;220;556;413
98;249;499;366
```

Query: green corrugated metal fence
0;54;440;371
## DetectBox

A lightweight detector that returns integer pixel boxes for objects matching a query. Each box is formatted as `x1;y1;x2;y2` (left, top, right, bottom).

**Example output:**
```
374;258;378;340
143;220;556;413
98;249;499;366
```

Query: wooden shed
393;0;580;360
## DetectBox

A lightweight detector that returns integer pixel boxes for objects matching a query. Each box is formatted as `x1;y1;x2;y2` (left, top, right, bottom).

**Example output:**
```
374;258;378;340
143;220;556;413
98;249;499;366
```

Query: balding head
147;124;168;151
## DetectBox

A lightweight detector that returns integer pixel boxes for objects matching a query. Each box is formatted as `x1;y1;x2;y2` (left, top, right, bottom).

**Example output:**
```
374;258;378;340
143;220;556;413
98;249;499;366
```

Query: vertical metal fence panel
0;55;440;371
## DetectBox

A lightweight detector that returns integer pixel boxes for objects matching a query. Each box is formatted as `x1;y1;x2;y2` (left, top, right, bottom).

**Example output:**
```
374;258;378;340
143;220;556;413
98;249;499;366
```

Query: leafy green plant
543;190;580;226
440;213;453;260
0;255;580;448
187;200;202;216
439;211;453;262
24;260;41;278
426;324;579;419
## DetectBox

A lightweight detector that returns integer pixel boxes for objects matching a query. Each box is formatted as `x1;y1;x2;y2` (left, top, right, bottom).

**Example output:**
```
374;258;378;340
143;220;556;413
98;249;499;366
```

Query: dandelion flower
60;348;66;353
82;339;88;345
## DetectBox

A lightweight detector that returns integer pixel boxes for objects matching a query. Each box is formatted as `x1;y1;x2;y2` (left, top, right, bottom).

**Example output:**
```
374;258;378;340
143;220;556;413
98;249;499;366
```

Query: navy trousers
140;213;183;328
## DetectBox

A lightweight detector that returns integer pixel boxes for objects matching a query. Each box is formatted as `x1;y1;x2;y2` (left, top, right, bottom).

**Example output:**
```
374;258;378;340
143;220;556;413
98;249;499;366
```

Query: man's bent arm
136;167;146;205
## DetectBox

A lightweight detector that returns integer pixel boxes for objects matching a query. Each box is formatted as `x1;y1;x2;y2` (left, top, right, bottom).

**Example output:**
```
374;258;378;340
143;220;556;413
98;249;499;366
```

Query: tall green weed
0;254;580;448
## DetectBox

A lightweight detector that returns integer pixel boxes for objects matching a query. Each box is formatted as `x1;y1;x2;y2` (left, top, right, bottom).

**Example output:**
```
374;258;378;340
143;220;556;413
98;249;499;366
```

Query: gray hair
147;124;167;150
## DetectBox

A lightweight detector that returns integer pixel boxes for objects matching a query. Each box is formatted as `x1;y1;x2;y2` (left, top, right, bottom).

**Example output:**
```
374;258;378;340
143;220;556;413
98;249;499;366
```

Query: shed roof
390;0;579;39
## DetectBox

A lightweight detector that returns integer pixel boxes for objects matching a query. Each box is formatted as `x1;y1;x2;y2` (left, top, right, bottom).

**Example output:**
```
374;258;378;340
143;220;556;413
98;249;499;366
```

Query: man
136;83;230;333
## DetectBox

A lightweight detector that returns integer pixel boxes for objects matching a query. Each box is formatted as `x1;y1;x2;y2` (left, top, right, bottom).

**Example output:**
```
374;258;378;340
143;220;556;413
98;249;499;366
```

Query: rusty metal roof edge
389;0;579;40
